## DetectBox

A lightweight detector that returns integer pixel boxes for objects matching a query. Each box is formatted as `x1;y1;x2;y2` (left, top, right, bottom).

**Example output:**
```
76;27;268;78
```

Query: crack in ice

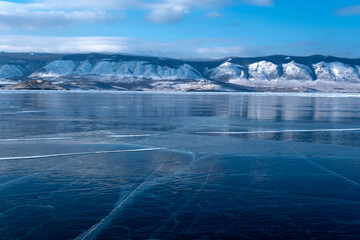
149;156;218;239
107;134;156;138
0;148;164;161
74;150;173;240
75;180;149;240
197;128;360;135
0;137;73;142
285;143;360;187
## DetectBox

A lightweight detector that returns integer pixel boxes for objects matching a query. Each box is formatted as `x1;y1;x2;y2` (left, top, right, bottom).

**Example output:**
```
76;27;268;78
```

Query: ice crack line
0;137;73;142
75;179;148;240
285;142;360;187
149;156;218;239
198;128;360;135
0;148;164;161
74;153;170;240
107;134;156;138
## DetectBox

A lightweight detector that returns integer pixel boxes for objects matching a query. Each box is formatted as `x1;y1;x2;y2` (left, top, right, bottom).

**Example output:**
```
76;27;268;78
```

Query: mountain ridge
1;52;360;92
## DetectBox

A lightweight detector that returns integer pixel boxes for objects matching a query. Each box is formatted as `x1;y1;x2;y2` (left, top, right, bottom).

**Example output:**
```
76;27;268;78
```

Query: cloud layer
0;36;247;58
0;35;357;59
335;5;360;16
0;0;274;28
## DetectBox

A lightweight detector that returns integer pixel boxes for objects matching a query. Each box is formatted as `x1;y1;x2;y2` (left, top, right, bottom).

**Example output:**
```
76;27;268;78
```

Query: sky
0;0;359;58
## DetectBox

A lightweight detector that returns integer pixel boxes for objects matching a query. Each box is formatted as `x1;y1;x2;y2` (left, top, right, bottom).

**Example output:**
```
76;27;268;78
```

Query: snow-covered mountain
1;53;360;92
281;61;314;81
33;59;203;80
0;52;59;80
206;62;246;82
313;61;360;83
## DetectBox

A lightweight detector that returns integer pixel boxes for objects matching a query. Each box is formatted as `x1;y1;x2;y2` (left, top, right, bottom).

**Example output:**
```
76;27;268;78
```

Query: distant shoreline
1;89;360;98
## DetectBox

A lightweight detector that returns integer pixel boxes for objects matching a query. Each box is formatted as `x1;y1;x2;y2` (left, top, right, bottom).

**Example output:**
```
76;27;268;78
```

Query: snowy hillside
206;62;246;82
1;52;360;92
32;59;203;80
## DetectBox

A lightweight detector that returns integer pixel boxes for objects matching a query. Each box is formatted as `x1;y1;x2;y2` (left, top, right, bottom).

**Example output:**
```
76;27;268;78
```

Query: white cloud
151;0;273;8
0;0;274;28
0;36;250;58
146;5;189;24
204;12;224;19
241;0;273;7
335;5;360;16
227;22;242;27
196;46;245;57
144;0;273;24
0;35;358;58
0;10;107;30
0;0;121;29
36;0;130;10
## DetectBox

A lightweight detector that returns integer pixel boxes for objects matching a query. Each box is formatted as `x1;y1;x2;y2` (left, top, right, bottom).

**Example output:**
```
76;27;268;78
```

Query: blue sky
0;0;359;58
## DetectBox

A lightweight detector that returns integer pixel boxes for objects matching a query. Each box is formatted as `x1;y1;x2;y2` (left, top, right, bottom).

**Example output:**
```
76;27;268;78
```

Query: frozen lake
1;91;360;239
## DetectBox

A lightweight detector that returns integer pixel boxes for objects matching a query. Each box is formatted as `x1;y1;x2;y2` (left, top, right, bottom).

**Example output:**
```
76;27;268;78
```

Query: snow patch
0;79;17;85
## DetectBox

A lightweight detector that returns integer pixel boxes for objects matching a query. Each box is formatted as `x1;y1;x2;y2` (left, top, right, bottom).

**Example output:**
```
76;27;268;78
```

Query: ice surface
1;92;360;239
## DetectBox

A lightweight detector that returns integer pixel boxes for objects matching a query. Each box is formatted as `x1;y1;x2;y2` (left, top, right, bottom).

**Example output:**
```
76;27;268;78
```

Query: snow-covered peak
73;61;92;75
313;61;360;82
42;60;76;77
176;64;202;79
355;65;360;77
91;61;117;75
207;62;245;82
248;61;278;81
281;61;313;81
355;66;360;74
